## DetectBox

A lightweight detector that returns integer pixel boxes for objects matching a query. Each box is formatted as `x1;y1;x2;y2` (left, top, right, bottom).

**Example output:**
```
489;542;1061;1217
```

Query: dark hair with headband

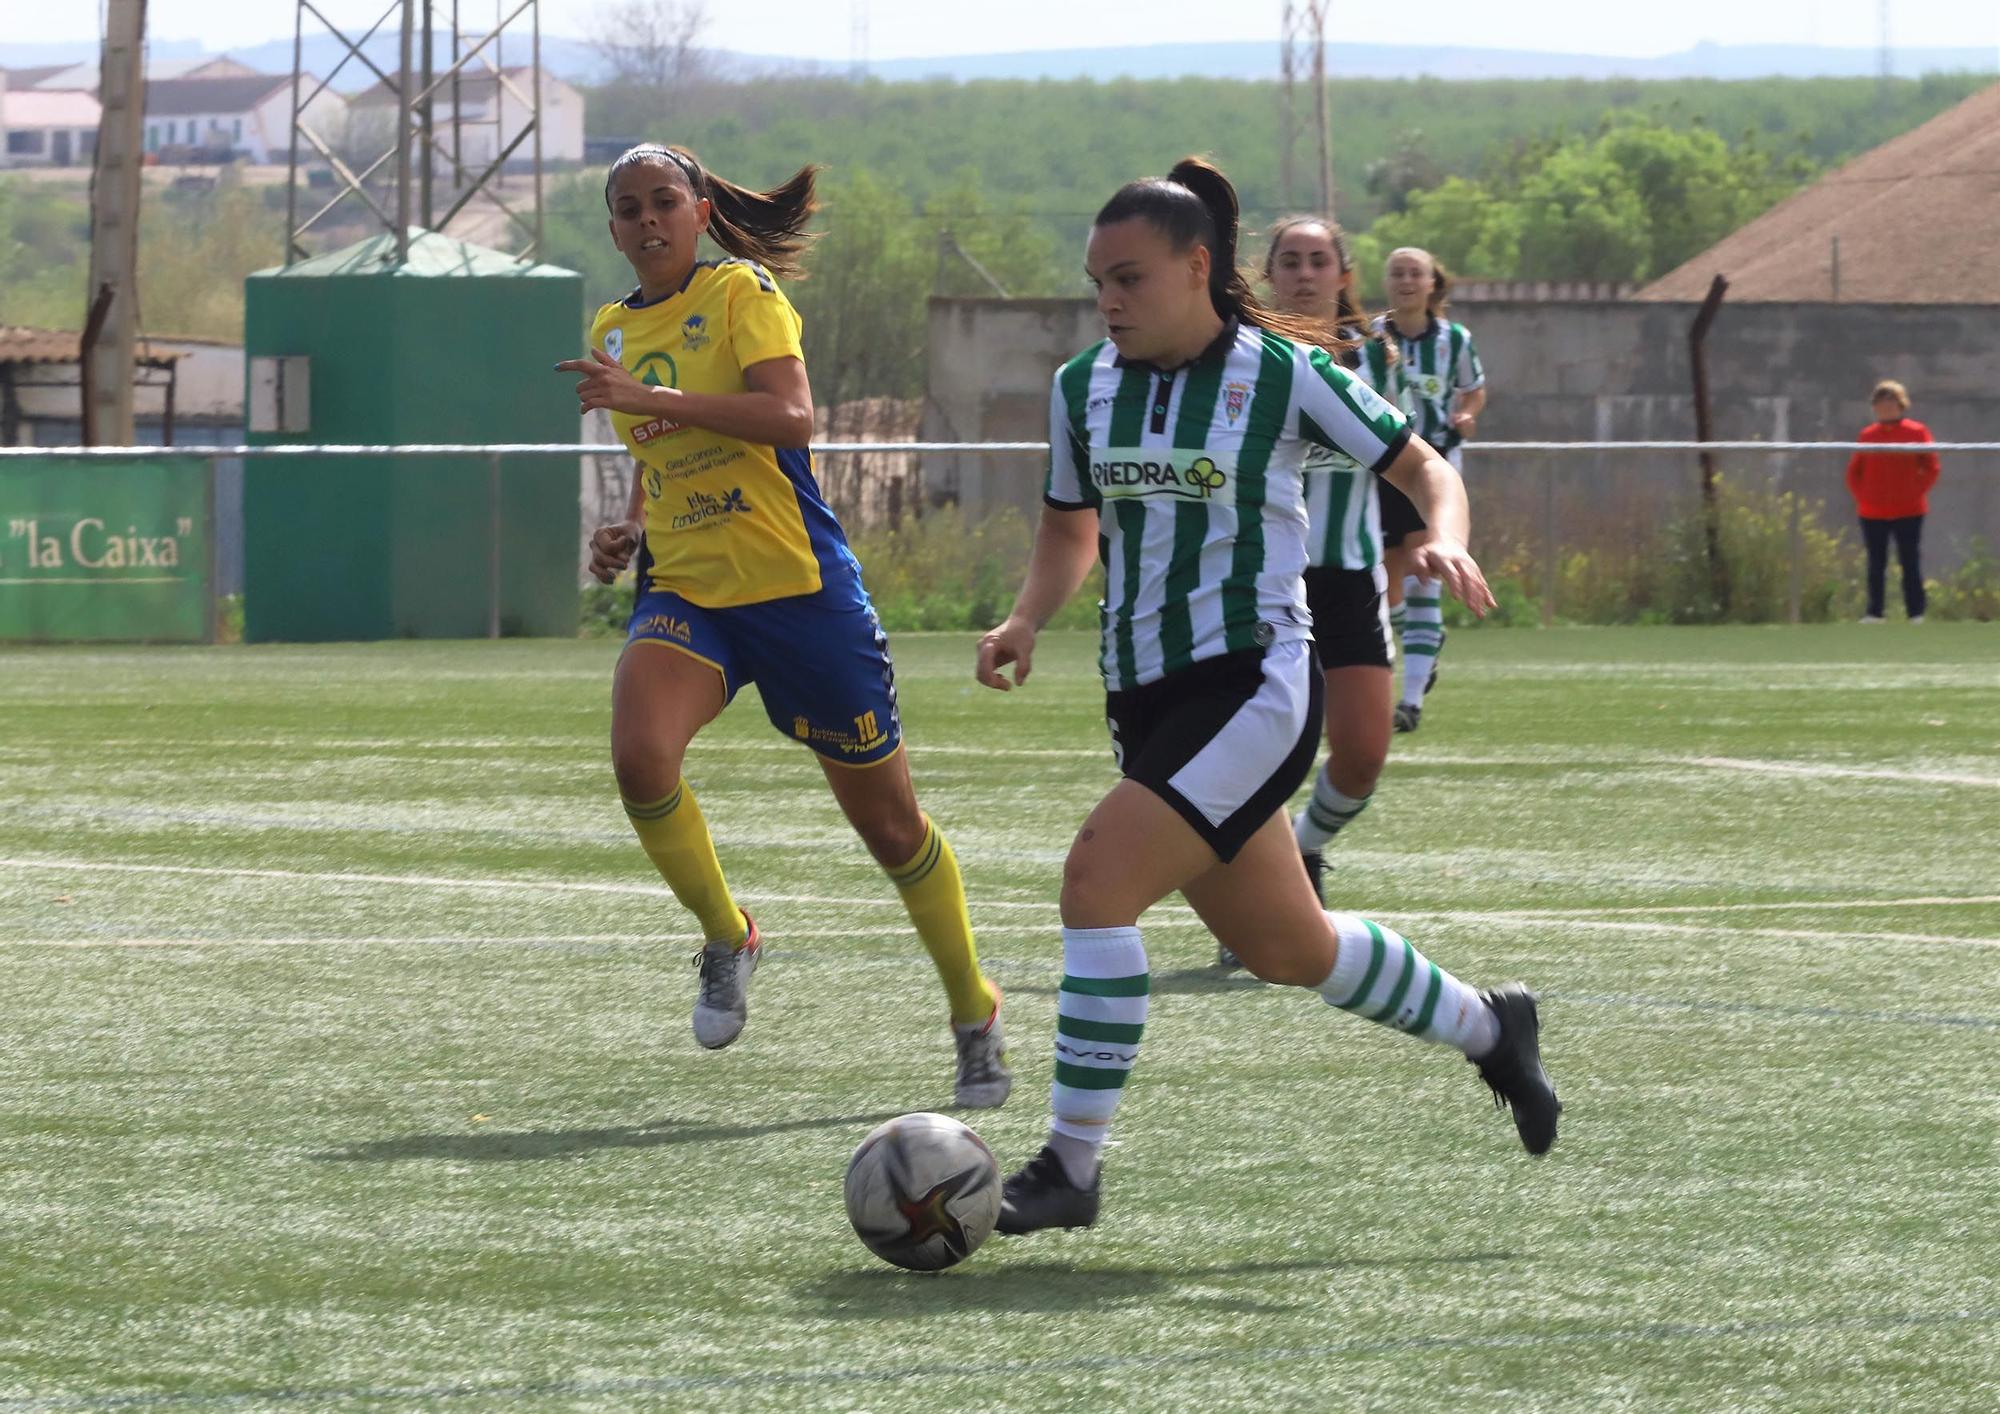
1094;157;1354;356
603;144;820;281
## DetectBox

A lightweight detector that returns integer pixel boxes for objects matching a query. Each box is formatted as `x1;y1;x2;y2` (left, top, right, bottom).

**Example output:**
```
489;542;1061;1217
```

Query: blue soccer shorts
625;569;904;768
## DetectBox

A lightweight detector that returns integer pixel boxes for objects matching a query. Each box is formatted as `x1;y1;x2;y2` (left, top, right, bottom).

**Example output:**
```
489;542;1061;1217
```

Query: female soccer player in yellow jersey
1261;215;1395;915
974;158;1558;1235
556;144;1009;1108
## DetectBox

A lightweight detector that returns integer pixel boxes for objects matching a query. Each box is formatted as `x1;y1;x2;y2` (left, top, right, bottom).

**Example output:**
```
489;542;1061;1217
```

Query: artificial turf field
2;624;1996;1411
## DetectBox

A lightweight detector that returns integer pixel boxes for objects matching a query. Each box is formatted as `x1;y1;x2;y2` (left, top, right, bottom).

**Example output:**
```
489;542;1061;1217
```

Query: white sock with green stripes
1294;768;1372;853
1400;575;1444;708
1316;912;1498;1058
1046;925;1150;1187
1388;600;1408;655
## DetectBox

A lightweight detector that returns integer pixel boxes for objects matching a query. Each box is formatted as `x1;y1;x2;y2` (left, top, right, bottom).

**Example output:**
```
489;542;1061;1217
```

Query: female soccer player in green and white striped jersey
1367;247;1485;732
1260;215;1396;920
973;159;1558;1236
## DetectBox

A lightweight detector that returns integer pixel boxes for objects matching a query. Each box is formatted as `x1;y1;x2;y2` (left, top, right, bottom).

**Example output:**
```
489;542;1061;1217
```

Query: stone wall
921;296;2000;573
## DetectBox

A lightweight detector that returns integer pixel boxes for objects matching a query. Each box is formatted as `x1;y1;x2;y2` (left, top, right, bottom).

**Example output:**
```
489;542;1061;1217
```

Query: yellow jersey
589;259;854;608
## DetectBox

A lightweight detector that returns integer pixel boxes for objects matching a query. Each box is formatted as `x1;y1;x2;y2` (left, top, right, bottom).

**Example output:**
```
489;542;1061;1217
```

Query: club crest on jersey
1223;381;1251;425
603;328;624;362
681;314;711;352
634;351;679;388
1089;451;1232;502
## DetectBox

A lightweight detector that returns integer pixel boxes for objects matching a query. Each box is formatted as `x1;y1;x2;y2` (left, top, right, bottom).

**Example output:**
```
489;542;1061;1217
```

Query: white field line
10;741;1998;784
0;736;1120;762
0;924;1070;949
1422;895;2000;919
1412;913;2000;950
1686;756;2000;789
5;857;2000;929
4;910;1994;954
0;856;1046;912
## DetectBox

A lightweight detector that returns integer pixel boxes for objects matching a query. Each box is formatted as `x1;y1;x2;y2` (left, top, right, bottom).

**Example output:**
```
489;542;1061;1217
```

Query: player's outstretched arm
555;350;815;448
1380;435;1495;618
976;505;1099;691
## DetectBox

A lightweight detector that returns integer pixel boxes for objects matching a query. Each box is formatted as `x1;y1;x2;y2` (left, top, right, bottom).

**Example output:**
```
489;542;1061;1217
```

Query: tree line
0;69;1983;377
546;70;1984;400
579;68;1984;237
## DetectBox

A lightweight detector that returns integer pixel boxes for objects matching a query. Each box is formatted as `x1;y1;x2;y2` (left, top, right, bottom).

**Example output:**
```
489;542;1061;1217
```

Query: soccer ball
844;1112;1002;1271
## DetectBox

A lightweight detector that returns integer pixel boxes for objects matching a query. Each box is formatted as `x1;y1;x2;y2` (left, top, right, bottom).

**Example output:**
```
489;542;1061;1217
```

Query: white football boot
691;912;759;1050
951;986;1012;1108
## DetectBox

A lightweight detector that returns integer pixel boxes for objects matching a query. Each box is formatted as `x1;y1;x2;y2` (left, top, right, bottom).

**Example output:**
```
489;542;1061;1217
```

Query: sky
12;0;2000;62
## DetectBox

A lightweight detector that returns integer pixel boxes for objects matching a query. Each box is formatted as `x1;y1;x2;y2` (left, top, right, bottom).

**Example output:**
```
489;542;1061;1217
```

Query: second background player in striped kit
1365;246;1486;732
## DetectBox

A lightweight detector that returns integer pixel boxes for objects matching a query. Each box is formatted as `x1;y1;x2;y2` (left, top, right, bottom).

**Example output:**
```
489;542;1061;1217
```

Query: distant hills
5;35;1996;88
854;39;2000;84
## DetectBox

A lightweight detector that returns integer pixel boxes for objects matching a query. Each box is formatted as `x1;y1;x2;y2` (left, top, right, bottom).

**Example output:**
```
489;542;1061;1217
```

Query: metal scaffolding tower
283;0;547;266
1278;1;1335;219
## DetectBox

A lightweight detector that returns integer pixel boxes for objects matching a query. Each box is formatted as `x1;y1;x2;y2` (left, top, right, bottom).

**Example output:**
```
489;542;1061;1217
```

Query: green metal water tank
243;230;584;641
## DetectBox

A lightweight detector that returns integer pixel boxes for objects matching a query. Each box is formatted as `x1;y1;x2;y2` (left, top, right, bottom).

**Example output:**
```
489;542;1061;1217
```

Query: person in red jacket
1846;379;1940;623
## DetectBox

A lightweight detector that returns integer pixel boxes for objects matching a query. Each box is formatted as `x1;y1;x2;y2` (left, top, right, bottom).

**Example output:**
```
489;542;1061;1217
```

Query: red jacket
1846;418;1941;519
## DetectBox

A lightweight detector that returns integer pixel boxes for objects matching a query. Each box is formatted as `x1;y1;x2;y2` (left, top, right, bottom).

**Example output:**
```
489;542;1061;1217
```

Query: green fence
0;455;214;643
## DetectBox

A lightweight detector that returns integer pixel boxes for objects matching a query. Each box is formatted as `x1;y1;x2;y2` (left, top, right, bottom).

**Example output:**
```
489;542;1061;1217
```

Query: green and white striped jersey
1045;320;1411;690
1302;329;1385;571
1302;442;1384;571
1360;314;1484;454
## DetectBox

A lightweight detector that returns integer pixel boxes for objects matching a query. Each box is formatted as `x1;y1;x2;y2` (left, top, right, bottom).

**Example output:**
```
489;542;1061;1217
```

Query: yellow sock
623;783;747;946
886;817;995;1025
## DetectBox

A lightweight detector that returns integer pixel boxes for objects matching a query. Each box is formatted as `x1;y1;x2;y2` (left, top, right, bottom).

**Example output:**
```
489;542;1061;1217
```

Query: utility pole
1311;1;1334;221
395;2;414;265
1688;274;1731;617
1279;2;1302;208
419;0;435;228
851;0;870;79
1278;1;1335;218
84;0;148;447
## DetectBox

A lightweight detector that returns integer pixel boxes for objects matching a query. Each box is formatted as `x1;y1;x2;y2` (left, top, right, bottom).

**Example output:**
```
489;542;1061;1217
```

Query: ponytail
1427;257;1453;318
604;144;820;281
1094;156;1358;358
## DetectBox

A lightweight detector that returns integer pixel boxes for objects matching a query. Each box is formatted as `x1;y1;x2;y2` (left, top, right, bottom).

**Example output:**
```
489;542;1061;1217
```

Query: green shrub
1461;477;1863;626
575;508;1106;637
579;576;633;637
1551;547;1654;625
1927;538;2000;622
1441;572;1540;628
571;482;1902;638
849;507;1102;632
1651;478;1857;624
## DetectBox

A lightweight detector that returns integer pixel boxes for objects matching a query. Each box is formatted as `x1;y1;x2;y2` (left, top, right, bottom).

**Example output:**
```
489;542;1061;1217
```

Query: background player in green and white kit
1368;247;1486;732
1259;215;1396;923
973;157;1559;1237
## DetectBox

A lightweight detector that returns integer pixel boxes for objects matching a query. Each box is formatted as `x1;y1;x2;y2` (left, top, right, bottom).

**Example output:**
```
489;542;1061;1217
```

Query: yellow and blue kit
591;258;902;766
